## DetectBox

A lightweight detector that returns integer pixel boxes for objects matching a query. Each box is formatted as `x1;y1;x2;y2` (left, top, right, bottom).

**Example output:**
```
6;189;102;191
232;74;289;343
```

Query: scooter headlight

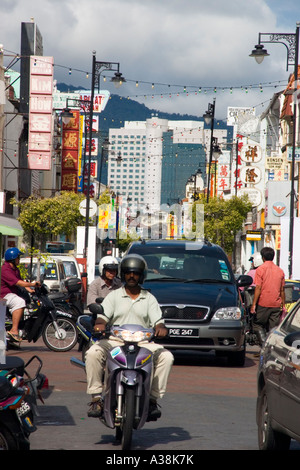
112;328;151;342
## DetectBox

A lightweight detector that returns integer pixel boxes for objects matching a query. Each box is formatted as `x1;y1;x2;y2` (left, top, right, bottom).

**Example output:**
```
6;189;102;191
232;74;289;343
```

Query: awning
0;214;23;236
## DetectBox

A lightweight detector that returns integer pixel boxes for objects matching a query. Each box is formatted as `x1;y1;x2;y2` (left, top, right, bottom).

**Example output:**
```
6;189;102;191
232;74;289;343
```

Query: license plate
16;400;31;417
168;328;199;338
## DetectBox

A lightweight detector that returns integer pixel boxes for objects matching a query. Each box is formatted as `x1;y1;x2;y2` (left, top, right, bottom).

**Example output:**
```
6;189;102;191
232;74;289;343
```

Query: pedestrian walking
250;247;285;346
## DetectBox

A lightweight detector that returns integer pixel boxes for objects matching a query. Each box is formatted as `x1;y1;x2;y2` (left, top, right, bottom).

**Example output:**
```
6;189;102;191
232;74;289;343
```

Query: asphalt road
5;339;300;452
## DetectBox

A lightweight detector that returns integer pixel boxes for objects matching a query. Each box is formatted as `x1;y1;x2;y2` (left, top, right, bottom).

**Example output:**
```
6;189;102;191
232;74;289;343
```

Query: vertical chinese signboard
61;110;80;191
28;56;54;170
237;137;264;208
217;150;231;196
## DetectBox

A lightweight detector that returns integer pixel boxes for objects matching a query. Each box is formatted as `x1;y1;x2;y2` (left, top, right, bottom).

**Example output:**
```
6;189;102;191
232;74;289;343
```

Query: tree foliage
11;192;86;250
193;195;252;254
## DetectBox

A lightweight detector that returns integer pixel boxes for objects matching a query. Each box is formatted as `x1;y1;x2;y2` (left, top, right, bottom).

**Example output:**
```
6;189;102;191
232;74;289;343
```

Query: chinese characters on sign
61;109;80;191
237;137;263;207
28;56;53;170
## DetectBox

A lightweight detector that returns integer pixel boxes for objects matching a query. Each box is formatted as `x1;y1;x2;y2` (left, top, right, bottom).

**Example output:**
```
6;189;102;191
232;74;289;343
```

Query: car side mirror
284;331;300;347
237;275;253;288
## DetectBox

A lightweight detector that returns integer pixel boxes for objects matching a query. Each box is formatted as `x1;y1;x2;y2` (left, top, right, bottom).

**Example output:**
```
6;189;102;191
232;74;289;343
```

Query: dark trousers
253;305;281;346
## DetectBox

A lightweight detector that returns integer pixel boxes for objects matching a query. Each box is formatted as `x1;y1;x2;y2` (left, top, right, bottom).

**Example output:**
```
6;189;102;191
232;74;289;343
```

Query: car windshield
23;262;58;280
62;261;78;277
130;246;233;282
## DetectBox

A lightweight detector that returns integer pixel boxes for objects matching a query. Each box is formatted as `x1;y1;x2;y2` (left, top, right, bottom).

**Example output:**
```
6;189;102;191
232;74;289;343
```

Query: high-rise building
108;121;147;207
108;117;227;211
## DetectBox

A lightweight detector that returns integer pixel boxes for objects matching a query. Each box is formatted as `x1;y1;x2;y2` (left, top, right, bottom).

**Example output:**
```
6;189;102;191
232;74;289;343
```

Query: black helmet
120;254;147;284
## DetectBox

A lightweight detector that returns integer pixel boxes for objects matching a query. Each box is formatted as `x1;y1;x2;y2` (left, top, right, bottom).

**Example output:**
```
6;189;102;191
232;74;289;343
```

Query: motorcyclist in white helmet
247;252;263;285
86;256;122;310
242;252;264;317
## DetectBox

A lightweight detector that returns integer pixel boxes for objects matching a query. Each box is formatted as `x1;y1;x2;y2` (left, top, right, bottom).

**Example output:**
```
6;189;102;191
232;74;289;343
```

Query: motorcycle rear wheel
121;388;135;450
42;318;78;352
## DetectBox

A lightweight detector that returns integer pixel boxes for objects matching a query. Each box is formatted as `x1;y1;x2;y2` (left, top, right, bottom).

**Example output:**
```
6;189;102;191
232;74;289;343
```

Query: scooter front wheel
120;388;135;450
42;318;78;352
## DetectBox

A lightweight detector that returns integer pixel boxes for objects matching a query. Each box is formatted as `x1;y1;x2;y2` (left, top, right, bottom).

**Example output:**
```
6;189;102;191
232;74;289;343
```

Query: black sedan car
257;299;300;450
126;239;252;366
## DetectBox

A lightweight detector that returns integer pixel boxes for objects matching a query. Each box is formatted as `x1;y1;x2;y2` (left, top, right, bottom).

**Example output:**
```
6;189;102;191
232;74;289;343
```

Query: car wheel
257;387;291;450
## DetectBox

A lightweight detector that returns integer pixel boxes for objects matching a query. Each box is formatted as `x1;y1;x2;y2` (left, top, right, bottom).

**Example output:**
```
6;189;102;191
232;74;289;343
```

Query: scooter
0;354;48;450
71;304;156;450
240;286;260;346
6;283;78;352
76;297;104;362
49;277;83;319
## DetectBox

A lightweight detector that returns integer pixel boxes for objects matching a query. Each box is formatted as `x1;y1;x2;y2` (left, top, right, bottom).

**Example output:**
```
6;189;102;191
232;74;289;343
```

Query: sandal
7;332;22;343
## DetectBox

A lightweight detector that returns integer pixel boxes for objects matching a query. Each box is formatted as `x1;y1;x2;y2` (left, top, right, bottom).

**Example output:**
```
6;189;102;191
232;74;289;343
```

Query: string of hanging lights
3;49;288;98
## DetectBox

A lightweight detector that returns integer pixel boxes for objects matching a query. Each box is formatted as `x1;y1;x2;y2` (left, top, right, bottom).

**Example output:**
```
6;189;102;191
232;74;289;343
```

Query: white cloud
0;0;298;118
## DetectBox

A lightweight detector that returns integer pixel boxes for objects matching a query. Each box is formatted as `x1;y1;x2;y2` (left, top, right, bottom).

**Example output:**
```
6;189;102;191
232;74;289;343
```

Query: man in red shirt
250;247;285;346
1;247;39;342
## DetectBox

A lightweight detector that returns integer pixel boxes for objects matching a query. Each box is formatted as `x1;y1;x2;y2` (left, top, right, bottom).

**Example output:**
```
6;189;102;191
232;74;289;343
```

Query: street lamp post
250;23;300;279
203;98;216;203
84;51;125;260
212;138;222;196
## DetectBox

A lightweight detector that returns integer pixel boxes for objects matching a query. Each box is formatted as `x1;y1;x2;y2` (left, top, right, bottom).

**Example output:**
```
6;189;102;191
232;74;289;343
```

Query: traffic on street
2;5;300;456
1;338;283;451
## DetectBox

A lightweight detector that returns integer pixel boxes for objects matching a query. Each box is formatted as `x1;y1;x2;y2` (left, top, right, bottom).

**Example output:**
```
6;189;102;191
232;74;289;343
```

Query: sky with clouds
1;0;300;121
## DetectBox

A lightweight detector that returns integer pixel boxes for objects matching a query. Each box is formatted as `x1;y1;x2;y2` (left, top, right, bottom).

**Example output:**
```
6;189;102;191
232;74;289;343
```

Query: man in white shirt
85;254;174;420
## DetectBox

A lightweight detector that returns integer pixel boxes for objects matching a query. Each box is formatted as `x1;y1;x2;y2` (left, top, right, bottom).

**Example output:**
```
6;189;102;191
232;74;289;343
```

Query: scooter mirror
89;303;104;317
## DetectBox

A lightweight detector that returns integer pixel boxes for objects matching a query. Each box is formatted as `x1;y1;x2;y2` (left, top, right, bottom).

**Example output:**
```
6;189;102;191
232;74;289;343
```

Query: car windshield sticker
219;260;230;280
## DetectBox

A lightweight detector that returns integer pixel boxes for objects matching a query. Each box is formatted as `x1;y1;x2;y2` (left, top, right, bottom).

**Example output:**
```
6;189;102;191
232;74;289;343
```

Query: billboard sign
28;56;53;170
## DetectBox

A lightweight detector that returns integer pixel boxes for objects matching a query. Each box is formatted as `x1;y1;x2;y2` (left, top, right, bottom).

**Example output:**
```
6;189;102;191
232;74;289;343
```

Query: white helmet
251;252;263;268
99;256;119;277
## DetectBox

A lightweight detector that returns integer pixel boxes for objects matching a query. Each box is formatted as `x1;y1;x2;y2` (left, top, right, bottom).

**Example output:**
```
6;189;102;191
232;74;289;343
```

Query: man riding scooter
85;254;174;421
0;248;40;343
86;256;122;310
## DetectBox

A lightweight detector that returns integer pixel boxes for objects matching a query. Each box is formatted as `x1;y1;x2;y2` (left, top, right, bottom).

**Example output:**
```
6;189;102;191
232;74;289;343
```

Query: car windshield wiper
146;276;185;282
184;278;232;283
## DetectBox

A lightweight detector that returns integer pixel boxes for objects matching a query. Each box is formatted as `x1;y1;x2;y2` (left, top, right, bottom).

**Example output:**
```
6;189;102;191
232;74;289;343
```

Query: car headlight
213;307;242;320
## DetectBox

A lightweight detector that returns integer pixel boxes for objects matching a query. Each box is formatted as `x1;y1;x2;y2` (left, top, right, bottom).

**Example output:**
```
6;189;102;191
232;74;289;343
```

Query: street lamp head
203;111;212;125
61;107;74;125
203;101;215;125
249;43;270;64
116;151;123;165
213;144;222;159
110;72;126;88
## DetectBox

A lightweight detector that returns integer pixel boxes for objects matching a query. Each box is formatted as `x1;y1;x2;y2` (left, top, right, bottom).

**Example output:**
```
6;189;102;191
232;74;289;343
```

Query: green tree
98;188;111;205
193;195;252;254
11;192;87;250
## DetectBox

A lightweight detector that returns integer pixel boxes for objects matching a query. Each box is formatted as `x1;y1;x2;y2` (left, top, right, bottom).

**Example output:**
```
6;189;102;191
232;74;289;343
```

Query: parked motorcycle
71;304;157;450
6;283;78;352
0;354;47;450
49;277;83;319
